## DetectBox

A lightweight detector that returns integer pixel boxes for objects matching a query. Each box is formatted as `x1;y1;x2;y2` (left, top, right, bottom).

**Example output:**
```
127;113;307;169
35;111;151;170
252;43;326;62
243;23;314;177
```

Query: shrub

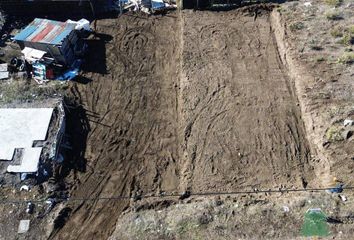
289;22;305;31
325;0;343;7
326;11;342;20
337;53;354;64
326;126;344;142
338;33;354;45
314;56;326;62
349;25;354;34
330;27;344;37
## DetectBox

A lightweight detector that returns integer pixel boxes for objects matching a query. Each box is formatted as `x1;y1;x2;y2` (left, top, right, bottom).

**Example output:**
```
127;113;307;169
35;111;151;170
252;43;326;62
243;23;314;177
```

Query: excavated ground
50;7;315;240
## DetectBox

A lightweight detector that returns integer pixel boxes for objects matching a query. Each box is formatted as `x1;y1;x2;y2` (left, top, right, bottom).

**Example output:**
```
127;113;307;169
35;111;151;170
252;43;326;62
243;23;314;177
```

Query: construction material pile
119;0;176;14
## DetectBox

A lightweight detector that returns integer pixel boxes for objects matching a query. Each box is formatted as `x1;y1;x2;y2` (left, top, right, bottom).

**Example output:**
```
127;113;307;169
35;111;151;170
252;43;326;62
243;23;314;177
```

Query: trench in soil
53;8;314;240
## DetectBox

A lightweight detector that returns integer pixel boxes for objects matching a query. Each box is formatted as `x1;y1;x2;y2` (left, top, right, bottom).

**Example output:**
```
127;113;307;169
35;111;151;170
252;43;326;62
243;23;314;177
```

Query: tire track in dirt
53;14;181;240
179;10;314;192
53;8;315;240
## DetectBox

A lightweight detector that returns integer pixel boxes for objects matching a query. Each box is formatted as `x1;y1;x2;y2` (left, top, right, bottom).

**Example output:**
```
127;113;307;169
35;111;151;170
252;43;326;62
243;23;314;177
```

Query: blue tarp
152;0;166;9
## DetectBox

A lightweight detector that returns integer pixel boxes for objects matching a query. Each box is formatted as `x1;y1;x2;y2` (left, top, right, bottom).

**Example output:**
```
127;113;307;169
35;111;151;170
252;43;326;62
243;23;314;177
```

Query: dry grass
326;11;342;20
324;0;343;7
337;53;354;64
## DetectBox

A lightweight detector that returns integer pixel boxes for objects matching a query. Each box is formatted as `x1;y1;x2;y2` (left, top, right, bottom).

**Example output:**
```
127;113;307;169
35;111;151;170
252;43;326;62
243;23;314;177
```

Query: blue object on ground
57;59;82;81
328;184;344;193
57;69;79;81
152;0;166;9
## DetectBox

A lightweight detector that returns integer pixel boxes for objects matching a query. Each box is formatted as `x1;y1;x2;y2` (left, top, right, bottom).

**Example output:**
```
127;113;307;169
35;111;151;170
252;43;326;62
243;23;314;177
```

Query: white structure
0;108;53;173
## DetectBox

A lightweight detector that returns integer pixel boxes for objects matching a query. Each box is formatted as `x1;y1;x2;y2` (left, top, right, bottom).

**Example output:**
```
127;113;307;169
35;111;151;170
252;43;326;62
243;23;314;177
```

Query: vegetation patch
0;80;68;104
339;33;354;45
337;53;354;64
314;56;326;62
330;27;344;38
326;126;344;142
289;22;305;31
325;0;343;7
326;11;342;21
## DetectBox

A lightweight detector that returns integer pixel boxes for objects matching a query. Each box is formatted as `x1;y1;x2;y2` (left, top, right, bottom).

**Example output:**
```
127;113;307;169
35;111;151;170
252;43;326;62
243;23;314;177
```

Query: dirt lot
1;2;354;240
49;6;317;240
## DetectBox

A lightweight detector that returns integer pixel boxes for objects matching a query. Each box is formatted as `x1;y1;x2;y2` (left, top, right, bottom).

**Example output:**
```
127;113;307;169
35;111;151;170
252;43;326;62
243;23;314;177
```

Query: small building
14;18;87;67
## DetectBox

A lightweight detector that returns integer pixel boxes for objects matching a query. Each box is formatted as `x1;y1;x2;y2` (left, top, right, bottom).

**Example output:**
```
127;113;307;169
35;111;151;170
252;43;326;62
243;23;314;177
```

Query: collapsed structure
13;18;90;82
0;102;65;182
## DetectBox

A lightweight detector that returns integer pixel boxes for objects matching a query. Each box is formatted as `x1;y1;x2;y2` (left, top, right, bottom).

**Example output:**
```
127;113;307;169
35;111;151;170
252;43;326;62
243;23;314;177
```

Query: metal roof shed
14;18;79;66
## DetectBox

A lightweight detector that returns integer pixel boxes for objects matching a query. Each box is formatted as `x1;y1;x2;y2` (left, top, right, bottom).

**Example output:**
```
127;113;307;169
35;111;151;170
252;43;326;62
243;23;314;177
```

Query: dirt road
52;7;314;240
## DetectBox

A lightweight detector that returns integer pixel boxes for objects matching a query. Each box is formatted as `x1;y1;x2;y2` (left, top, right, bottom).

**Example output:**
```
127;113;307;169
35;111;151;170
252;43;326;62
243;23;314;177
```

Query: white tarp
66;18;91;31
21;47;47;63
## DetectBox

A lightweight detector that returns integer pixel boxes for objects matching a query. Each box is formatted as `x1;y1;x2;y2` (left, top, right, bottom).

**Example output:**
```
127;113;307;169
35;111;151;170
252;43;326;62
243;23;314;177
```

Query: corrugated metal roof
14;18;76;46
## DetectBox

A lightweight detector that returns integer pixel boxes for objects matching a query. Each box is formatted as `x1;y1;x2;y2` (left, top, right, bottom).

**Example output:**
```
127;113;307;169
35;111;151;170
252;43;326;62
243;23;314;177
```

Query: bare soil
49;6;317;240
2;2;354;240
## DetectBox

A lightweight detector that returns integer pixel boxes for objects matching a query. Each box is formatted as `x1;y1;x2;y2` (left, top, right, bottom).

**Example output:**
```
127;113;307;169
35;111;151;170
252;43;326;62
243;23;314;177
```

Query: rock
342;130;353;140
283;206;290;212
344;119;354;127
339;195;347;202
18;220;30;234
20;185;30;191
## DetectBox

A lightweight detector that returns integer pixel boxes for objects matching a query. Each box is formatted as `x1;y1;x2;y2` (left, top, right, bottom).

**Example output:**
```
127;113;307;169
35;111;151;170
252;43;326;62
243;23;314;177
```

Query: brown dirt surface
52;13;181;240
179;9;313;192
2;3;354;240
48;7;319;240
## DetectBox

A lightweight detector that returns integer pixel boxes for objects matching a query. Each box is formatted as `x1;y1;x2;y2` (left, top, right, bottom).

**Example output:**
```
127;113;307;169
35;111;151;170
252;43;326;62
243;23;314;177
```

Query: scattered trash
9;57;25;72
179;190;191;200
283;205;290;212
18;220;30;234
20;173;28;181
327;184;344;194
344;119;354;127
26;202;34;214
20;185;30;191
339;195;347;202
119;0;176;14
0;63;8;80
304;2;312;7
66;19;91;31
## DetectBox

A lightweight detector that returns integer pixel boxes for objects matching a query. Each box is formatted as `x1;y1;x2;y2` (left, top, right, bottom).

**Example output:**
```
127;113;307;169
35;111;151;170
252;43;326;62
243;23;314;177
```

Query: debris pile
119;0;176;14
12;18;91;83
